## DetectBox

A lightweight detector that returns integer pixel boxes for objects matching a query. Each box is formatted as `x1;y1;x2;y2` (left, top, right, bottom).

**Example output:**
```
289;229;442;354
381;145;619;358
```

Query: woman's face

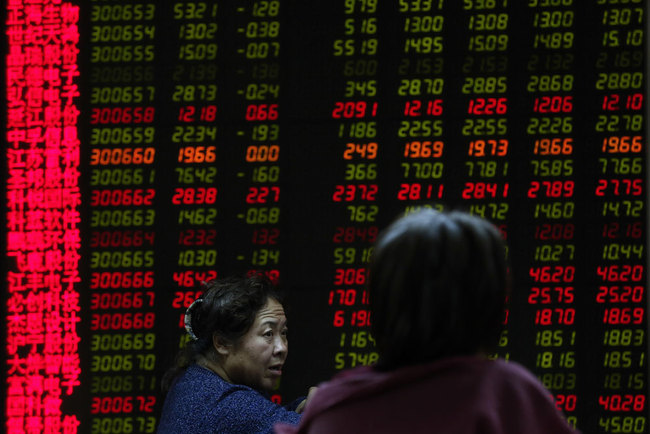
221;297;288;392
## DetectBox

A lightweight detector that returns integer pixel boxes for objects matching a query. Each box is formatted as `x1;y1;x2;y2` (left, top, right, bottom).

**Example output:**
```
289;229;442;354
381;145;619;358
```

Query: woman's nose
274;336;288;355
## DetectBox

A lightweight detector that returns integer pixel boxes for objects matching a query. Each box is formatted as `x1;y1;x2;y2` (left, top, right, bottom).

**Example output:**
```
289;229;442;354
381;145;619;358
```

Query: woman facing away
276;209;579;434
157;272;315;434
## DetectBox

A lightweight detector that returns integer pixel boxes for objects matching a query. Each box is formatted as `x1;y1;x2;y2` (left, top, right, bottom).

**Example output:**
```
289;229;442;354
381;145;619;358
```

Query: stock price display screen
3;1;647;433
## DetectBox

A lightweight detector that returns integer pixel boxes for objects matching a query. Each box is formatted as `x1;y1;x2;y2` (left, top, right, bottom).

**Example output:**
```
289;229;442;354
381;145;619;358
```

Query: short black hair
190;272;283;348
369;209;509;370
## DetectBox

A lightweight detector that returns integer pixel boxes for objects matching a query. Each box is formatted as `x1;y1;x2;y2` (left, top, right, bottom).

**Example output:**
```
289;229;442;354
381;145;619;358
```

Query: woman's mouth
268;364;283;376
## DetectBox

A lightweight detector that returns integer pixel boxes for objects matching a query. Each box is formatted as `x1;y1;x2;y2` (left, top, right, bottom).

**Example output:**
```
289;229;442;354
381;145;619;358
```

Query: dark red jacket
276;356;579;434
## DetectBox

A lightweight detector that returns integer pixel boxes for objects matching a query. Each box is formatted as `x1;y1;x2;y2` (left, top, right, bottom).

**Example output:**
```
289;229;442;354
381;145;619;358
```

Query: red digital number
529;266;575;283
533;95;573;113
528;286;574;304
467;97;507;115
596;285;644;303
333;184;378;202
332;101;377;118
599;394;646;412
334;268;367;285
602;307;644;325
246;186;281;204
333;226;378;243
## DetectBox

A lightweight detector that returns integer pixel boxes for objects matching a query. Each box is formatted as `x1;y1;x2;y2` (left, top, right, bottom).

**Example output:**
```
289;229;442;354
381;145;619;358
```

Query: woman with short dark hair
158;273;312;434
370;209;509;369
276;209;578;434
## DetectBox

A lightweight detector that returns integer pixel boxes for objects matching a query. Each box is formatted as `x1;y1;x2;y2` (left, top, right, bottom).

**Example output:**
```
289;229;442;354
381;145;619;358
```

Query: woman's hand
295;387;318;413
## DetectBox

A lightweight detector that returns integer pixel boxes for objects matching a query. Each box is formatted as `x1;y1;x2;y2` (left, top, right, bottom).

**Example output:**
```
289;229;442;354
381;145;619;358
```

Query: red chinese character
61;24;80;44
6;353;28;375
62;64;79;84
6;25;26;46
26;106;45;126
7;66;26;87
42;23;62;45
26;126;45;146
6;396;27;418
25;329;46;349
25;374;45;396
62;169;80;188
62;104;80;125
8;169;28;189
61;208;80;229
61;269;80;288
61;415;80;434
7;209;27;231
42;209;63;230
42;187;62;208
7;293;25;314
43;332;62;355
25;5;44;25
6;190;27;211
25;291;45;312
7;127;27;144
25;65;44;87
7;83;25;103
61;45;79;65
43;415;62;434
43;355;62;375
8;105;26;128
26;45;45;66
62;230;79;251
43;293;63;318
6;333;27;355
43;43;62;66
22;250;45;272
61;83;79;104
43;375;61;394
43;4;61;24
42;126;61;145
43;88;61;105
26;86;45;107
44;249;64;271
61;146;79;167
25;168;45;188
44;271;63;291
61;4;79;24
62;332;80;354
25;209;45;231
43;169;63;187
25;415;44;433
60;310;79;332
44;396;63;415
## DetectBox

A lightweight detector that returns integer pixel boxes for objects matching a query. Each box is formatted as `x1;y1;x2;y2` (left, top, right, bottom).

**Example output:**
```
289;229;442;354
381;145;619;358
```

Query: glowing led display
5;1;82;433
3;2;647;434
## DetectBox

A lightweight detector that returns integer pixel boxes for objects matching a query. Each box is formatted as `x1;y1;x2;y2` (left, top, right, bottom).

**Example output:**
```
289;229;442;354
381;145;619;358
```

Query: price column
168;1;220;347
522;2;578;428
457;1;510;225
85;3;159;433
454;0;512;364
329;0;380;373
234;0;282;280
393;0;446;212
592;1;646;432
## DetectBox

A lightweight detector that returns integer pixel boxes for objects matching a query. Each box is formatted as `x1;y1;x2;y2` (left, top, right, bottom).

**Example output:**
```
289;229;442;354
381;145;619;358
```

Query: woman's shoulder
160;364;299;433
176;364;231;391
479;357;551;390
164;364;256;414
306;356;545;410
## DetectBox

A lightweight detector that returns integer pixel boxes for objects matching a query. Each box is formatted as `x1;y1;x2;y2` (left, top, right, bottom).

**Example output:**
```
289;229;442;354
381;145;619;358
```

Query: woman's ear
212;333;230;356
